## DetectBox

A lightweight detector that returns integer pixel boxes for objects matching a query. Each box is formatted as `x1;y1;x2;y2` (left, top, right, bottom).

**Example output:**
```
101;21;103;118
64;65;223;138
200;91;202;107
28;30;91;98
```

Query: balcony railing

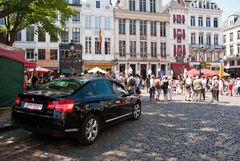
189;44;224;50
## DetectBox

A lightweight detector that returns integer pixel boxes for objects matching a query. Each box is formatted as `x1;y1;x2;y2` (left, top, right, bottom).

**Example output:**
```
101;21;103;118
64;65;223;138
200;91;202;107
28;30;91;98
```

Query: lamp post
199;53;203;76
69;40;75;74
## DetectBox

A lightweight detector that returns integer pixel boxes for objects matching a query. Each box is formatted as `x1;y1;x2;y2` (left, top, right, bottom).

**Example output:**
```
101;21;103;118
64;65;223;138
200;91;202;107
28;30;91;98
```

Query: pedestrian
201;75;207;100
135;74;141;94
145;75;151;93
127;73;136;94
118;72;126;86
154;77;161;100
228;79;234;96
211;76;219;102
168;76;173;101
184;75;192;101
192;76;203;102
161;76;169;102
149;75;156;102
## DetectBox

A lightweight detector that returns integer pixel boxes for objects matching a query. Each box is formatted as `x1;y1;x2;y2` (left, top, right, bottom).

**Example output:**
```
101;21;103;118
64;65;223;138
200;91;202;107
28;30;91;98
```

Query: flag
99;29;102;44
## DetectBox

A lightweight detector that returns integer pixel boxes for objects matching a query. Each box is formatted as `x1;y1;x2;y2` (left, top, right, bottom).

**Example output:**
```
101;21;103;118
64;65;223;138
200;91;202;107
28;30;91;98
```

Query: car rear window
38;79;84;92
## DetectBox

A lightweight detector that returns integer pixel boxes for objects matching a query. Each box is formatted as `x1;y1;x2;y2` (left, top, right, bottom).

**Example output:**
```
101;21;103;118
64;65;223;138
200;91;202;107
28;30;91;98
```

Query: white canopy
88;67;107;74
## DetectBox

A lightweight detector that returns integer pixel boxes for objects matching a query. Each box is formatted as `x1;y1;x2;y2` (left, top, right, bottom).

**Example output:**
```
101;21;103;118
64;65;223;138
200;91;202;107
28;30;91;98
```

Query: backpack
128;77;136;86
155;81;161;89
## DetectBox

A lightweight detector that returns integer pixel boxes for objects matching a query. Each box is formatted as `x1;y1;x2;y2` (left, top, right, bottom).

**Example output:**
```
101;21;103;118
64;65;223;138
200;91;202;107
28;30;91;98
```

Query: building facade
114;0;169;79
81;0;114;71
164;0;190;77
223;12;240;77
185;0;223;71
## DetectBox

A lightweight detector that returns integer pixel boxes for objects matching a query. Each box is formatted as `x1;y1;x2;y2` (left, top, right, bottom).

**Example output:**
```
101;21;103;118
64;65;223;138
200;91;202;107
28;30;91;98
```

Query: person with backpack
161;76;169;102
154;77;161;100
127;73;136;94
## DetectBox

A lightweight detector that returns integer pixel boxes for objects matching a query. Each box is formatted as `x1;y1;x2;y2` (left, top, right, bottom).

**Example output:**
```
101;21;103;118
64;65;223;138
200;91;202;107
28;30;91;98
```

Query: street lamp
199;54;203;76
69;40;75;74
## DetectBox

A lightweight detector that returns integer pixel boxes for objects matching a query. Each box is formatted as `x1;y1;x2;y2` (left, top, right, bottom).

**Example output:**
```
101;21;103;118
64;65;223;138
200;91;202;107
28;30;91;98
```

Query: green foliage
0;0;76;46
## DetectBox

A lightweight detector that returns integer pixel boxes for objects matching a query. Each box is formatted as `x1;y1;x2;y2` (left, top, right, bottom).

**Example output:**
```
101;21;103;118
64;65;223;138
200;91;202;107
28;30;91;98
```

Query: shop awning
24;60;36;68
0;43;24;63
171;63;190;77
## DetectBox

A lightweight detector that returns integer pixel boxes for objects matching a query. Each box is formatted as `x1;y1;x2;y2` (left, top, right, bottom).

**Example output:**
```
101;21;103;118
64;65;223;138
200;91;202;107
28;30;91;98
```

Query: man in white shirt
201;75;207;100
184;75;192;101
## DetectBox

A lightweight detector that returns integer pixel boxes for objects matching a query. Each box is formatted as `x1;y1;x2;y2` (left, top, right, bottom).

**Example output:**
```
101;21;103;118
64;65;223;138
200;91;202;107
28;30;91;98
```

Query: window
199;1;202;8
15;31;22;41
214;18;218;28
130;41;136;57
38;49;45;60
111;82;127;95
139;0;146;12
191;33;196;44
95;16;101;29
72;12;80;22
85;37;91;54
160;42;166;57
26;27;34;42
237;60;240;66
92;80;112;95
104;17;111;30
150;0;156;13
160;22;166;37
191;16;195;26
95;37;101;54
199;33;204;45
61;28;69;42
140;20;147;36
119;41;126;57
72;28;80;43
230;32;233;41
230;46;234;55
129;0;135;11
96;0;100;8
206;52;212;61
198;17;203;27
105;38;111;55
206;17;211;27
140;41;147;57
230;60;235;66
26;49;34;60
0;18;4;25
150;21;157;36
151;42;157;58
206;34;211;45
238;30;240;40
81;84;96;97
238;44;240;54
223;35;226;43
38;28;45;42
214;34;218;45
85;16;92;29
50;32;58;42
50;49;58;60
119;19;126;34
72;0;80;5
129;20;136;35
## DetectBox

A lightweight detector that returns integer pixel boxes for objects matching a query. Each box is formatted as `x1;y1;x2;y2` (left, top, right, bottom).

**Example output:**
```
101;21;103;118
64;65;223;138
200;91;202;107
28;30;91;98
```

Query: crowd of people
24;69;240;104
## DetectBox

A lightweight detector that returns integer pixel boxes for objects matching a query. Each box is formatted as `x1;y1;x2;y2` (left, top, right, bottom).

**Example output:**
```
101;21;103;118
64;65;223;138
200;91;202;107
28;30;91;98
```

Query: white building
223;12;240;77
164;0;189;77
80;0;114;71
114;0;169;79
185;0;223;70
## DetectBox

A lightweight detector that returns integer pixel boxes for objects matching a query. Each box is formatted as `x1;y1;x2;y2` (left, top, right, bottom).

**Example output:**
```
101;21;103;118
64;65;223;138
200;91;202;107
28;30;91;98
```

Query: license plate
24;102;43;110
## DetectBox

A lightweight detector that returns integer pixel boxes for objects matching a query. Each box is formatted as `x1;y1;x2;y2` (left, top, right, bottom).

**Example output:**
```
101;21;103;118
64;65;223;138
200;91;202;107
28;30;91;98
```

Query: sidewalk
0;107;15;132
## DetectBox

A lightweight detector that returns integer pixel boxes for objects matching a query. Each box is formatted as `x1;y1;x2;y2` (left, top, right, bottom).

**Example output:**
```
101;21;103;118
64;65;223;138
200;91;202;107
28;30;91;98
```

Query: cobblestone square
0;93;240;160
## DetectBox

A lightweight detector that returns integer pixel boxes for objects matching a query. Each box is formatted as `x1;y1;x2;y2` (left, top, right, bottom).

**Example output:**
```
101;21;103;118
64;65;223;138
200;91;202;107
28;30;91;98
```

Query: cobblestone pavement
0;94;240;161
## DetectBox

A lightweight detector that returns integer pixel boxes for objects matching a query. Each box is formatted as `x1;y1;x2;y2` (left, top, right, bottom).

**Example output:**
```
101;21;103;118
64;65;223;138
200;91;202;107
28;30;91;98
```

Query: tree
0;0;75;46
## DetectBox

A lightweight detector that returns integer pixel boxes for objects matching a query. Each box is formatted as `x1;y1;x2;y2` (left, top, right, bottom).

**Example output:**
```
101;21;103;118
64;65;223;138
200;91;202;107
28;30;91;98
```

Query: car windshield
38;79;84;92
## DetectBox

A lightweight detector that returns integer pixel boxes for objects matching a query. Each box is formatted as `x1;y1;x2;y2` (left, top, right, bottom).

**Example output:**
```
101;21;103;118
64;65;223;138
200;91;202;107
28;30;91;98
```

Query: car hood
24;90;73;98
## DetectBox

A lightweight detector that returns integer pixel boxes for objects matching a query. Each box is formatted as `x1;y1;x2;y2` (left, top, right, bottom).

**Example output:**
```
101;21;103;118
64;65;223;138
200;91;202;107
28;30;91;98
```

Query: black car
12;78;141;145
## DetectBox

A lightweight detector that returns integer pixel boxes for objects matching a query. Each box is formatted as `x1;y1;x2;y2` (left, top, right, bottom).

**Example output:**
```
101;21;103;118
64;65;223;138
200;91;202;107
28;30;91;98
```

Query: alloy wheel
85;118;98;142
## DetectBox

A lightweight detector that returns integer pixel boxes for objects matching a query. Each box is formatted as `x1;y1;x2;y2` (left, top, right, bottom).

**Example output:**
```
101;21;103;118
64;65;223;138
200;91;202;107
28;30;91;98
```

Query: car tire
131;101;141;120
77;114;100;145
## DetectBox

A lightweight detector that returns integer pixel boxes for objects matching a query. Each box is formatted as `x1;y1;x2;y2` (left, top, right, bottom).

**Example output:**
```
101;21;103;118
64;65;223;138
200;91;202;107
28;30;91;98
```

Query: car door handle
115;100;121;104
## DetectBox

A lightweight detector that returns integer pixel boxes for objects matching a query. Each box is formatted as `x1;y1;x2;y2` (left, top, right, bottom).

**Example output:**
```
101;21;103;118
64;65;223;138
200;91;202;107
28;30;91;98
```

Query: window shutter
177;45;182;55
174;45;176;56
183;45;186;55
183;29;186;39
173;15;176;23
173;29;176;39
182;15;185;23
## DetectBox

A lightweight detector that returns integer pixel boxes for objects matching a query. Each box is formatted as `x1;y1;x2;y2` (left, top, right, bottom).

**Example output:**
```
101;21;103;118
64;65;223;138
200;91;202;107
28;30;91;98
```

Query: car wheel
77;114;100;145
131;101;141;120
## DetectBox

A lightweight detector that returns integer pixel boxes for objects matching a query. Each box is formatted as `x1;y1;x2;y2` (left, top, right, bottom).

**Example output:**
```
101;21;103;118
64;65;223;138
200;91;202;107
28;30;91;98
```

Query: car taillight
47;99;74;113
15;97;21;105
